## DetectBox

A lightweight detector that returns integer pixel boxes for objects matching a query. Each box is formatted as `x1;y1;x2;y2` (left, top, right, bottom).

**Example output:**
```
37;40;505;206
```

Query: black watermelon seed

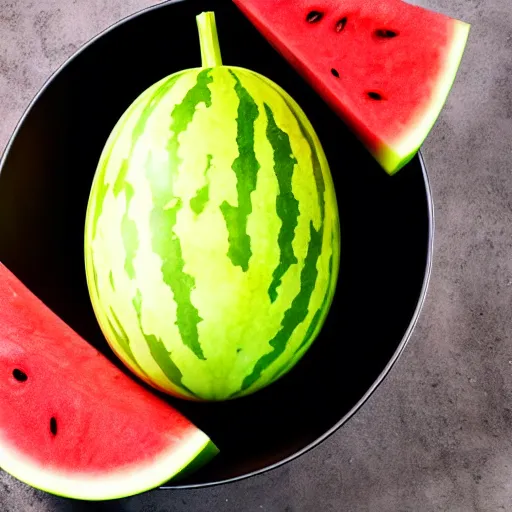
12;369;27;382
306;11;324;23
336;17;348;32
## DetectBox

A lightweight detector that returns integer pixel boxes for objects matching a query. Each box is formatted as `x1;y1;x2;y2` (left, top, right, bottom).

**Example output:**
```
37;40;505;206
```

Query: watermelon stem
196;12;223;68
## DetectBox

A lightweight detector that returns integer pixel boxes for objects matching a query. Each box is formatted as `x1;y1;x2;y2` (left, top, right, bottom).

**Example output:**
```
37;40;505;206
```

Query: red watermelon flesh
232;0;470;174
0;262;218;500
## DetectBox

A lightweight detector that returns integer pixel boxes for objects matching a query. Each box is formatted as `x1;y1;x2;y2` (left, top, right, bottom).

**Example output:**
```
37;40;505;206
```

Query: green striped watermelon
84;11;340;401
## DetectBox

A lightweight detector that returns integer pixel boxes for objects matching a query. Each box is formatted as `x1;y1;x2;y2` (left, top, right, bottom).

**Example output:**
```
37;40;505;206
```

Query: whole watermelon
84;11;340;401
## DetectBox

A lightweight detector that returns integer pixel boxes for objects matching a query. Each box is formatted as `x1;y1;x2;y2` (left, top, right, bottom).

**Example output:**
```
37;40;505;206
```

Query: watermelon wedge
0;262;218;501
232;0;470;174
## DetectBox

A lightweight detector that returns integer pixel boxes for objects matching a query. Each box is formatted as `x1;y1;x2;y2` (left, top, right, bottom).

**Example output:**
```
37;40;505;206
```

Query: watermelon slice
232;0;470;174
0;262;218;500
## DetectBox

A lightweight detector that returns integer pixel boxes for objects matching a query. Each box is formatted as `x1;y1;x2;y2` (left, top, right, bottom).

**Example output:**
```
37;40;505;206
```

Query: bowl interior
0;0;432;488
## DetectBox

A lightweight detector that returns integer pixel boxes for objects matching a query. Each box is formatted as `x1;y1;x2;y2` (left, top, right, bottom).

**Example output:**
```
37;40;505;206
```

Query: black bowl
0;0;433;489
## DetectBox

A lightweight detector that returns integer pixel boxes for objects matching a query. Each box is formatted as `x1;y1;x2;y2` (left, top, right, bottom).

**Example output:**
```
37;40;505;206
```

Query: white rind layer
0;428;211;500
383;19;471;173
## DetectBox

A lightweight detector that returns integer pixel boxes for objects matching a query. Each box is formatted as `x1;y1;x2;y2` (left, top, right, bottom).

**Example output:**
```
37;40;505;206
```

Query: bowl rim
0;0;435;491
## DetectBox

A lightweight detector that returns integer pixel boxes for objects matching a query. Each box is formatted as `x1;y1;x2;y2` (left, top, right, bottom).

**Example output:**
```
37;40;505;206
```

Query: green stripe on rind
107;307;150;379
121;183;138;279
91;264;99;299
147;193;205;361
296;251;334;352
239;220;324;392
168;69;213;169
145;70;215;361
132;290;196;398
108;270;115;290
264;103;299;304
118;75;184;280
272;240;336;382
278;88;326;221
190;154;213;215
220;70;261;272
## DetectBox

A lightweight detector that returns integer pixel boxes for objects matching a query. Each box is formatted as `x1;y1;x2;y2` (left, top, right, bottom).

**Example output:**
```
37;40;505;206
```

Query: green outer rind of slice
170;439;220;483
379;20;471;175
0;429;218;501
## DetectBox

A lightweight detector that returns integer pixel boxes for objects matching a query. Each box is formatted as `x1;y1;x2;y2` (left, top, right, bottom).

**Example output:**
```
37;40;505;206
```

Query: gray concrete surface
0;0;509;510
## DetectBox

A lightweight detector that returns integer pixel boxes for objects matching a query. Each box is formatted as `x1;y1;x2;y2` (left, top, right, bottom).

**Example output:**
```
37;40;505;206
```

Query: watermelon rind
171;438;220;483
0;429;217;501
380;19;470;175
